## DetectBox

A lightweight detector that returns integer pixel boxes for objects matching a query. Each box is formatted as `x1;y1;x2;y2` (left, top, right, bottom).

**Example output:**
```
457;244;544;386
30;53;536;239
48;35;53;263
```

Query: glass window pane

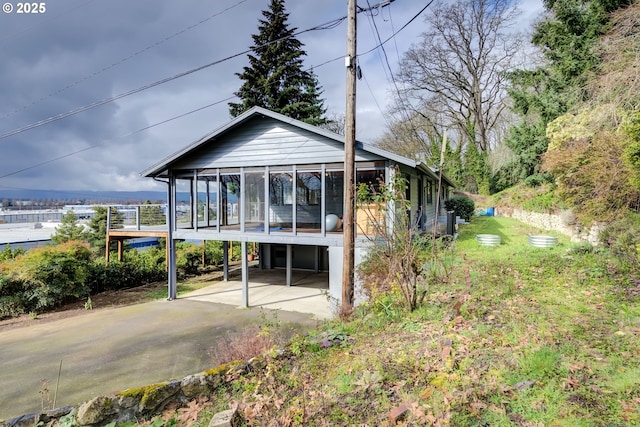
207;177;217;227
196;180;207;225
175;179;191;229
244;172;265;231
269;172;292;231
325;170;344;232
221;174;240;230
356;169;385;196
356;169;386;236
296;171;322;232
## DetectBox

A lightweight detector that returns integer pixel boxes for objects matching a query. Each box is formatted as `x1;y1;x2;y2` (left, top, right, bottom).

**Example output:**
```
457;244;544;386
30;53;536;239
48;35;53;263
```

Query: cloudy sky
0;0;543;195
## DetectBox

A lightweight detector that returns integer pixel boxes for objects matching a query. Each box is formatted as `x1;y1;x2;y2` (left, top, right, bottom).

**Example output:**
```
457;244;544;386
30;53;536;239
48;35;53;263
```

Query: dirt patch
0;267;244;333
0;282;166;332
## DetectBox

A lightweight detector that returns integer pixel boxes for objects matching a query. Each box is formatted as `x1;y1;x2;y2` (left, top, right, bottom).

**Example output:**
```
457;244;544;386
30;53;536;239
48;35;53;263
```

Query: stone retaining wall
0;353;278;427
495;207;604;245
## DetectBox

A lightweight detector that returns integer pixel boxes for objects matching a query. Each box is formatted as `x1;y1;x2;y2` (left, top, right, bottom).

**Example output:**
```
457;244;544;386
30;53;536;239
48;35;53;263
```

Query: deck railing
106;205;168;231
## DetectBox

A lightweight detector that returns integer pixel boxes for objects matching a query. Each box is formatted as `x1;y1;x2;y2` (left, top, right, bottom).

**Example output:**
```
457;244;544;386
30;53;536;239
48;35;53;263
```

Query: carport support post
223;241;229;282
241;241;249;308
286;244;292;287
167;175;177;301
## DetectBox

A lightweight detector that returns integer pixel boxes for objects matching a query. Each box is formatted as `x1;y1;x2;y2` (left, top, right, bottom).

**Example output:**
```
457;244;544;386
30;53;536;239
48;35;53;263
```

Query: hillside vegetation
108;216;637;427
495;1;640;226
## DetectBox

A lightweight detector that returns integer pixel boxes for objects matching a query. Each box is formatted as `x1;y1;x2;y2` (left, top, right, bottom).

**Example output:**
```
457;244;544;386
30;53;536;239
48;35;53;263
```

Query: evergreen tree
500;0;632;190
443;143;464;189
463;142;490;195
229;0;327;125
85;206;123;250
140;201;165;226
51;210;86;244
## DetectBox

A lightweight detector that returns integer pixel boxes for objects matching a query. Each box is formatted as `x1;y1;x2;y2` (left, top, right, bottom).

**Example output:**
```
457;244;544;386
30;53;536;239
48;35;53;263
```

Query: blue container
486;207;495;217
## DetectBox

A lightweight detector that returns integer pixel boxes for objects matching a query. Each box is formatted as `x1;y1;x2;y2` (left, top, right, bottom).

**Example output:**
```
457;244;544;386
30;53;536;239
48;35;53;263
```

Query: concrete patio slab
182;269;333;320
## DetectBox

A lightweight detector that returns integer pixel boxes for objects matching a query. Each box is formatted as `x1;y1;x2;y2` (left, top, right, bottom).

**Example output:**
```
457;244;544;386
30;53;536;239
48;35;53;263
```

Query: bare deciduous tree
395;0;523;153
374;101;447;164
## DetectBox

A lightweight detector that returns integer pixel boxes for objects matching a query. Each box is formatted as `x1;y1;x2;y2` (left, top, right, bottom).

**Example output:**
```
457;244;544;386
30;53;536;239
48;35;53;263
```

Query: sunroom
142;107;454;313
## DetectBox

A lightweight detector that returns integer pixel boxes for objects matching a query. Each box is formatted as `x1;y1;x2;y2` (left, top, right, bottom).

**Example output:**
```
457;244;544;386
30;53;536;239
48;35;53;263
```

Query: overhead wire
362;0;437;161
0;95;237;181
359;0;434;57
0;0;431;184
360;0;396;132
0;10;352;143
0;0;249;120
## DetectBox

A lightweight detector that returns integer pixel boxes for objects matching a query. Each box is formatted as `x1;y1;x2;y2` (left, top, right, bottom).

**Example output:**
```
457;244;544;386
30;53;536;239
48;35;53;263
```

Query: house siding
141;107;456;311
172;118;382;170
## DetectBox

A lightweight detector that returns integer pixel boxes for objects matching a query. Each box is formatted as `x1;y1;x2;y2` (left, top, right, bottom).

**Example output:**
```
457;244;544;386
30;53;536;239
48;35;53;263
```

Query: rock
208;407;242;427
138;381;180;413
115;393;140;410
1;412;40;427
181;373;210;398
45;405;75;419
77;396;116;426
247;356;266;371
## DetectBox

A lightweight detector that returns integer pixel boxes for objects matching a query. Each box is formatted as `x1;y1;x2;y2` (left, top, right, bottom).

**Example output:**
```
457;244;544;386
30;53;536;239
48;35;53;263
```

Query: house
141;107;455;315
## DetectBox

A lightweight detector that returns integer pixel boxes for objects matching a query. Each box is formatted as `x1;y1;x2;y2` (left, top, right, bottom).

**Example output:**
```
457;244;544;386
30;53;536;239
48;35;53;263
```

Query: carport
181;268;331;320
139;107;455;314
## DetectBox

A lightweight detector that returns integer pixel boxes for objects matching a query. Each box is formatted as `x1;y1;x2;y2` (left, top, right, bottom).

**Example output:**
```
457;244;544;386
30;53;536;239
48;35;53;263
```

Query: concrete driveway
0;272;329;420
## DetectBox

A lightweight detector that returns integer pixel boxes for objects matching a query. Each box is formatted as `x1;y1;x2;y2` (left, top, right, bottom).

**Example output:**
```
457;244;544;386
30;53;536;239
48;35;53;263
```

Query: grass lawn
149;216;640;426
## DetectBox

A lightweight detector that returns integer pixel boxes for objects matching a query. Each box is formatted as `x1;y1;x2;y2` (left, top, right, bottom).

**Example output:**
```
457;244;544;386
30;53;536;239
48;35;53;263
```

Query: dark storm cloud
0;0;542;193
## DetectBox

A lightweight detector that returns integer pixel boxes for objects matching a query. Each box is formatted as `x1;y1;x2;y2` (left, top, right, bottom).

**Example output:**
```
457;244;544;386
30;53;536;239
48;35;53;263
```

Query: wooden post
341;0;357;316
117;240;123;262
105;234;110;263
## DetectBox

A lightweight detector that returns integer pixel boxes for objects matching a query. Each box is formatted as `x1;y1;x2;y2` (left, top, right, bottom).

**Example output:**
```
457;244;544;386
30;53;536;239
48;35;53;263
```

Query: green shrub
87;249;166;293
0;242;167;318
599;214;640;272
123;247;166;273
230;241;242;261
2;241;92;311
523;172;554;188
444;194;475;221
0;294;24;318
204;240;224;265
176;241;203;278
521;190;564;212
0;245;24;262
0;273;25;318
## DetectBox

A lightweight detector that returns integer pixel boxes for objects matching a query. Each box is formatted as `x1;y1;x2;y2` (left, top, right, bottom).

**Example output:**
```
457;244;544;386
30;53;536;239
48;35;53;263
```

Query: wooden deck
106;228;169;263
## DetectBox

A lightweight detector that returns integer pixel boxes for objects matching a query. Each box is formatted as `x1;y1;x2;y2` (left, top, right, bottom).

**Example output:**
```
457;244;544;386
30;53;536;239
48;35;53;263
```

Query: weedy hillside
133;215;638;426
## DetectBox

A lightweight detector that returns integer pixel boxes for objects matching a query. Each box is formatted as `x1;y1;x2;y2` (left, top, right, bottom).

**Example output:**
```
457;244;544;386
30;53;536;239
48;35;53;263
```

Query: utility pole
341;0;357;316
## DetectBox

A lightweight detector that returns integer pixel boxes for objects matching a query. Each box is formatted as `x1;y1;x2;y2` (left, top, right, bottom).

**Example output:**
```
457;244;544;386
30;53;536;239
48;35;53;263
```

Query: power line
0;1;402;143
0;0;416;184
0;95;236;181
359;0;434;57
363;0;439;164
0;9;357;143
0;0;248;121
0;48;248;142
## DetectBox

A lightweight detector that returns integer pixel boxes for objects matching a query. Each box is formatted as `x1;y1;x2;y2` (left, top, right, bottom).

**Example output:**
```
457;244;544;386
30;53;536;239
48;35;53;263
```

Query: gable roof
141;106;455;188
